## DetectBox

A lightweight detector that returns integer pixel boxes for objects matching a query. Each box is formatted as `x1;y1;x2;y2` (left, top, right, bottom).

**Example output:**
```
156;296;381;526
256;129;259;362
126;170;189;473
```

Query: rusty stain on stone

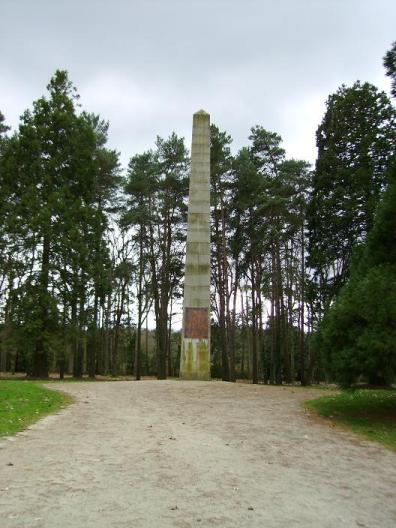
184;307;209;339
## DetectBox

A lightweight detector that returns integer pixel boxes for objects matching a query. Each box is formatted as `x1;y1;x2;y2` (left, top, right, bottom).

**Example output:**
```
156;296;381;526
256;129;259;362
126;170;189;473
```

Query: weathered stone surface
180;110;211;380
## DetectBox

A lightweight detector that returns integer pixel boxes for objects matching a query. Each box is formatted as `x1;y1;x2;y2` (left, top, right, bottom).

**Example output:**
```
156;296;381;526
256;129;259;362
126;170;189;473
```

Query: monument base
180;338;210;380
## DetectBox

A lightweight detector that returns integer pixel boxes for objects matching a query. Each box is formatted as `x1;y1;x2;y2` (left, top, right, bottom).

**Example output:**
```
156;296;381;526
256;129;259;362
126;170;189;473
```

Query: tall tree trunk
103;293;112;375
135;232;144;381
250;262;258;384
1;268;16;373
145;317;149;376
112;279;127;377
214;199;230;382
60;286;68;380
300;221;307;385
244;288;251;378
167;295;173;377
281;294;291;383
270;247;277;384
73;285;85;379
157;305;168;379
147;213;166;379
257;278;267;384
228;259;239;382
32;232;50;378
274;240;282;384
88;291;99;379
240;287;246;376
286;242;295;384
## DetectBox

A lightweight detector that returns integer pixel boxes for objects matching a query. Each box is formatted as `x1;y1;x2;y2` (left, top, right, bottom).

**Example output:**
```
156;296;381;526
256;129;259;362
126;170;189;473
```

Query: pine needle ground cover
0;381;70;437
305;389;396;450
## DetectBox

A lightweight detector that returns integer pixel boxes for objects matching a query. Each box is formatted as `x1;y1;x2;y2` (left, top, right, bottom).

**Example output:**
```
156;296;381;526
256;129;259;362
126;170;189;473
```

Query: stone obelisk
180;110;211;380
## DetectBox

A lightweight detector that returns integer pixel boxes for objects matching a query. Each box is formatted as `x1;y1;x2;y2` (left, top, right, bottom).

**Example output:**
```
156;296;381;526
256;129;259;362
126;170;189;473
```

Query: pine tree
308;82;396;310
123;151;157;379
210;124;234;381
1;71;105;377
124;134;188;379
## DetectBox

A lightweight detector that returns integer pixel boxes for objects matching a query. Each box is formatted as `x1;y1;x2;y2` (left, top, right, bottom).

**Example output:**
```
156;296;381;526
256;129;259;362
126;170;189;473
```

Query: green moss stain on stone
180;338;210;380
184;340;194;376
194;109;209;117
187;241;210;255
188;213;209;226
197;340;209;375
185;263;210;275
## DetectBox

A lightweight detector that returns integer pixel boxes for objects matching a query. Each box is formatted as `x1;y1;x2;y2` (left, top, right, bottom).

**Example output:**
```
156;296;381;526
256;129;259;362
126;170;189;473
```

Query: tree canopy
1;45;395;386
318;165;396;386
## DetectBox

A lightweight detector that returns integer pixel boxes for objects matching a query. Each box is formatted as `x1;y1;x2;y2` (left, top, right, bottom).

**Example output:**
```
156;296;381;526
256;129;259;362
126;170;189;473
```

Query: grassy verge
0;380;71;437
305;389;396;450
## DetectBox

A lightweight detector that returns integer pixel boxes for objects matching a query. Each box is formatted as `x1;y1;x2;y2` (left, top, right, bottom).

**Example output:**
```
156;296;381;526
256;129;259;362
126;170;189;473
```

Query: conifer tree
0;71;119;377
319;164;396;387
384;41;396;98
308;82;396;310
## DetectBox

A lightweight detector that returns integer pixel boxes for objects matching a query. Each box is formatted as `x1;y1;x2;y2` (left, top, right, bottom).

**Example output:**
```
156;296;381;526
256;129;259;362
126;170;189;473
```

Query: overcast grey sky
1;0;395;167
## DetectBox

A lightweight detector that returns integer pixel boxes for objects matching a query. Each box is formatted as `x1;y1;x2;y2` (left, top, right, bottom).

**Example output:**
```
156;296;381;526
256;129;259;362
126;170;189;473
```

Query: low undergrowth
305;389;396;450
0;380;71;437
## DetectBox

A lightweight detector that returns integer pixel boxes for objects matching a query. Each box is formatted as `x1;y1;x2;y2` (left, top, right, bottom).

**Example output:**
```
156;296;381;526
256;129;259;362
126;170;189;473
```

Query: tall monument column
180;110;211;380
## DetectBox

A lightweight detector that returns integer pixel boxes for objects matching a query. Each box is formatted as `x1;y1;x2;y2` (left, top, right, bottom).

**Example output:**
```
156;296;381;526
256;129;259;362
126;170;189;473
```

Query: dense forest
0;43;395;386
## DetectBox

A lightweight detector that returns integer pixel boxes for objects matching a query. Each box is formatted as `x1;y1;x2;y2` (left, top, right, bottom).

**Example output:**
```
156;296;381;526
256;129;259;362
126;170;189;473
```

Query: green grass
305;389;396;450
0;380;71;437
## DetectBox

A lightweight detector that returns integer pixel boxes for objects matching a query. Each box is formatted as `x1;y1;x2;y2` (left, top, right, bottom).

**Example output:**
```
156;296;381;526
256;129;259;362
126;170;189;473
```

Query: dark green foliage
308;82;396;307
384;41;396;99
0;71;120;378
0;111;10;138
319;168;396;387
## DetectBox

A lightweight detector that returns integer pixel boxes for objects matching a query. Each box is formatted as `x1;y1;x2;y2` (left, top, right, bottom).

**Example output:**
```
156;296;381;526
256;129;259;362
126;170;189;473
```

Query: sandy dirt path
0;380;395;528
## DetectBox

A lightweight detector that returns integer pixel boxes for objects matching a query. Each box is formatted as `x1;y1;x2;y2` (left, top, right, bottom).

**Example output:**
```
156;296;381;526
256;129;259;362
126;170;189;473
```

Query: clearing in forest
0;380;395;528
